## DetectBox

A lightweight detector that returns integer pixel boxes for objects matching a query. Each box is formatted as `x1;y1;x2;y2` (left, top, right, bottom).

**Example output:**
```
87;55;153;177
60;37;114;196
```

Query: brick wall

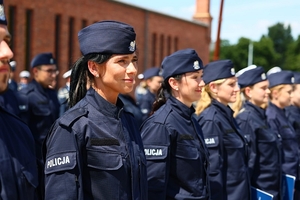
5;0;211;89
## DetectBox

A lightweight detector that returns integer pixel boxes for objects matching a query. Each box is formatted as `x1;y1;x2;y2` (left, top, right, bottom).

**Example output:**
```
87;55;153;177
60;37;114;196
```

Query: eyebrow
4;32;11;44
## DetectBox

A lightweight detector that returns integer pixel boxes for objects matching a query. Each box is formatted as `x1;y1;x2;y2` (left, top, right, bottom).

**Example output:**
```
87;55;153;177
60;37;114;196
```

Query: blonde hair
195;79;226;115
231;88;246;117
269;85;285;100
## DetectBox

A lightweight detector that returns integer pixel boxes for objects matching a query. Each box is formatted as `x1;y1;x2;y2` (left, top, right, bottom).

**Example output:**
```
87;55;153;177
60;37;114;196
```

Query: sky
116;0;300;44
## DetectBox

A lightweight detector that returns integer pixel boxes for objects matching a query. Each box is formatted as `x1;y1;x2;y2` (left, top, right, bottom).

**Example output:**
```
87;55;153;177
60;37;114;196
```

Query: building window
25;9;33;71
54;14;61;65
152;33;157;66
160;34;164;64
68;17;74;66
167;35;171;55
8;6;16;53
82;19;87;29
174;37;178;51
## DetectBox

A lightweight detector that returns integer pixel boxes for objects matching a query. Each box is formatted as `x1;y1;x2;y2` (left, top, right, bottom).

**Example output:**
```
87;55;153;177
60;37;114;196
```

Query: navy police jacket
266;102;299;179
236;101;282;200
43;88;147;200
0;88;23;116
139;89;156;122
195;99;250;200
0;106;38;199
140;96;209;200
19;79;59;161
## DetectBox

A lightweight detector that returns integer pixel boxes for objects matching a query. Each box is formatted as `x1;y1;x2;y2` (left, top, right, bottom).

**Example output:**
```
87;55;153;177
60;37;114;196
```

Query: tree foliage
212;22;299;72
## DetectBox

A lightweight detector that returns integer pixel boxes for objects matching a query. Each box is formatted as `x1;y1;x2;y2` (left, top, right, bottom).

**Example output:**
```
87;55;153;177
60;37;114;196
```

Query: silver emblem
261;73;266;80
0;5;6;22
50;58;54;64
291;77;295;83
231;68;235;75
193;60;200;70
129;40;136;52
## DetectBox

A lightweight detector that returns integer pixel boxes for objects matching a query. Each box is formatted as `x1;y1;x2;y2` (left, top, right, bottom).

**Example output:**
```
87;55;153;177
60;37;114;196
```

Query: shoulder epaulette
59;107;88;127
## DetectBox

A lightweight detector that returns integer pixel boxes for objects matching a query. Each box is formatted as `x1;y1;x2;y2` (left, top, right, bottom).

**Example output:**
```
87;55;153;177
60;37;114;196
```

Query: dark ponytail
69;53;112;107
150;74;183;115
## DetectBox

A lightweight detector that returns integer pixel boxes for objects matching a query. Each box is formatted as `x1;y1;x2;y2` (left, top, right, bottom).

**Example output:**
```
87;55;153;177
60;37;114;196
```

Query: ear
271;89;279;99
87;60;100;77
209;82;218;94
32;67;38;75
168;77;179;91
244;87;252;98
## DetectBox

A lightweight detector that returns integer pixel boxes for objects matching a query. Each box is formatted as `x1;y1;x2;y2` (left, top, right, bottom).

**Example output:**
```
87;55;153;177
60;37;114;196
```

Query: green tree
268;23;294;67
285;35;300;71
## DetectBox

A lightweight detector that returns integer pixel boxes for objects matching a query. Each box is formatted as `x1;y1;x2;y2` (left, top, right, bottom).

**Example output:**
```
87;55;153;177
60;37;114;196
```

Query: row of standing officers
1;2;300;200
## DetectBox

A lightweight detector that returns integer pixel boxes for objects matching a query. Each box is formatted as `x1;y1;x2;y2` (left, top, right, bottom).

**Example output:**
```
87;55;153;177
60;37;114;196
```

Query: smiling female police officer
140;48;209;199
43;21;147;199
266;68;299;198
195;60;250;200
233;66;282;200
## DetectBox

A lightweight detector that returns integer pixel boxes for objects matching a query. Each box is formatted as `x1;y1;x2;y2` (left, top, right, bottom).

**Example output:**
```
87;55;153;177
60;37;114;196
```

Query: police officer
195;60;251;200
19;52;60;197
0;0;39;198
266;68;299;197
57;69;71;117
138;67;163;121
234;66;282;200
284;72;300;198
43;20;147;199
140;49;209;199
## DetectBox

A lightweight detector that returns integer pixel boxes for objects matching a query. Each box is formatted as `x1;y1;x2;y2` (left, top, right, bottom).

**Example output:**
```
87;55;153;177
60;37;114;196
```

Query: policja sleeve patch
144;145;168;160
204;136;219;147
44;151;76;174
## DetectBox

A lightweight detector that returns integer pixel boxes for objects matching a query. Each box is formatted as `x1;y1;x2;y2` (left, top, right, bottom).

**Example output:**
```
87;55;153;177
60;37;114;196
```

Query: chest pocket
280;125;296;139
223;130;244;149
86;149;123;170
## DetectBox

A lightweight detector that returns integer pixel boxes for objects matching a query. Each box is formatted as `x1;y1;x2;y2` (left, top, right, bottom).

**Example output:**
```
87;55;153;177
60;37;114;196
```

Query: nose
127;62;137;75
199;79;205;87
0;41;14;60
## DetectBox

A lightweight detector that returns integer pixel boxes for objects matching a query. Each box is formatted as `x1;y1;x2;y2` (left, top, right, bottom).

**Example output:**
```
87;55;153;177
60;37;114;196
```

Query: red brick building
5;0;212;88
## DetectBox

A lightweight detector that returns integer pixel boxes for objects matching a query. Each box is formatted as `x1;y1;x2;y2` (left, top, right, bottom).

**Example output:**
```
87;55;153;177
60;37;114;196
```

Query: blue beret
268;70;294;88
0;0;7;25
293;72;300;84
237;66;267;88
78;20;136;55
31;53;56;68
161;48;203;80
203;59;235;84
143;67;161;80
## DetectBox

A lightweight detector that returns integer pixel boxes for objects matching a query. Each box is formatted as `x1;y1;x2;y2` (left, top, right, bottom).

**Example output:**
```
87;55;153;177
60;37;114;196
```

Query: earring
175;88;178;91
95;74;99;78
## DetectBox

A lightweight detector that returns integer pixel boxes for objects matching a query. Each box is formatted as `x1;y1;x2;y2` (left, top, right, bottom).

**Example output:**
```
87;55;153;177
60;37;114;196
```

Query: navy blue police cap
203;59;235;84
143;67;161;80
0;0;7;25
236;65;267;89
293;72;300;84
161;48;203;80
30;52;56;68
268;70;294;88
78;20;136;56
